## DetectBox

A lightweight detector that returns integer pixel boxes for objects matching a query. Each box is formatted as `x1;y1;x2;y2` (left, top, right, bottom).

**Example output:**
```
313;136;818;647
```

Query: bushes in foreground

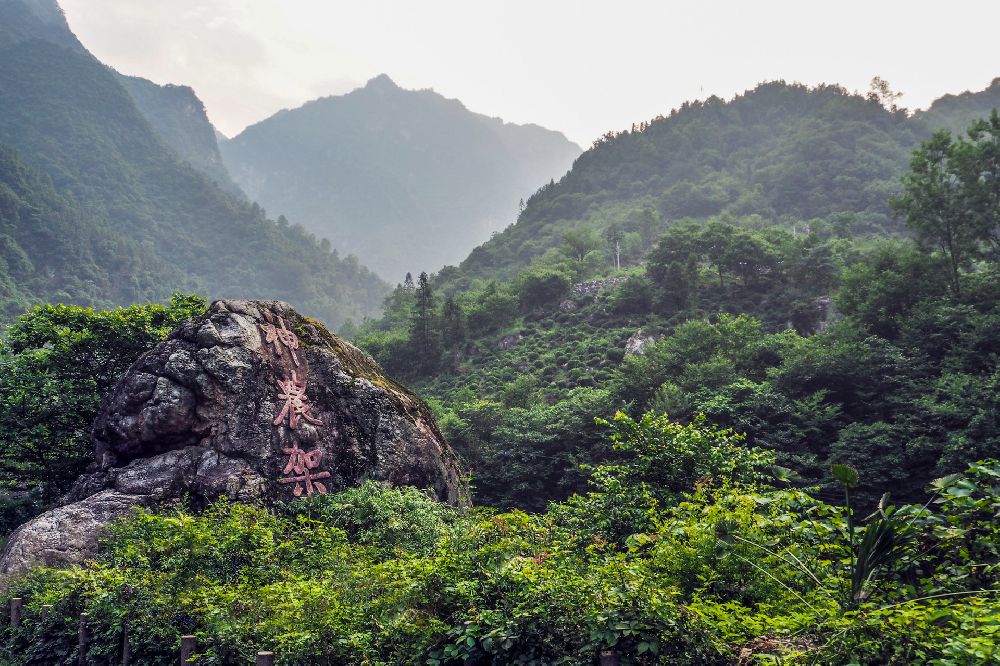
2;415;999;664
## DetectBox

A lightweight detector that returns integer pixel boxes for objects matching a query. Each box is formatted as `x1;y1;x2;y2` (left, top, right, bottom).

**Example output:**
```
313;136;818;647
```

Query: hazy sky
60;1;1000;145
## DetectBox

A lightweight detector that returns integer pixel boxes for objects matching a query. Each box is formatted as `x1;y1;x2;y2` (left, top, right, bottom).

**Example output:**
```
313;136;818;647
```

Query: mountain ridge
221;74;582;279
447;78;1000;285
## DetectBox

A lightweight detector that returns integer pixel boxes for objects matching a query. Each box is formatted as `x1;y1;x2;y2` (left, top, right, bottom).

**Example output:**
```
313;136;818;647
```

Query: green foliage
466;282;519;336
516;267;572;309
453;81;924;284
593;412;771;504
6;436;1000;664
409;271;442;374
609;273;653;314
289;482;460;559
893;132;980;295
0;295;206;529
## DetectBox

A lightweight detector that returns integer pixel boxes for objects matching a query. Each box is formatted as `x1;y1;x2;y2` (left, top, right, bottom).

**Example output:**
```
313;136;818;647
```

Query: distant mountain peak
19;0;63;23
0;0;84;51
364;73;399;92
221;74;582;277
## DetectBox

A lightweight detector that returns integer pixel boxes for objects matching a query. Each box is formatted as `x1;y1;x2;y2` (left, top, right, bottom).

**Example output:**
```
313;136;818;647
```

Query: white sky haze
60;1;1000;145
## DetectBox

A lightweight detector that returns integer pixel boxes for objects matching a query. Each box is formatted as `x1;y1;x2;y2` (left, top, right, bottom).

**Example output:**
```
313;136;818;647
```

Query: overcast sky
60;1;1000;146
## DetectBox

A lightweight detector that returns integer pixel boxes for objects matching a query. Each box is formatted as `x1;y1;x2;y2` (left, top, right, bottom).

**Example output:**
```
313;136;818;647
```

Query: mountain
220;74;582;279
351;77;1000;510
914;77;1000;135
451;79;1000;285
117;74;241;194
453;82;924;283
0;0;81;51
0;0;388;327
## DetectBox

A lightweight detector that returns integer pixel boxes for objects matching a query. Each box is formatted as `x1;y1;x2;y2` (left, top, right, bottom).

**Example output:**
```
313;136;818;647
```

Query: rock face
571;276;627;297
497;333;523;350
624;329;657;356
0;300;466;582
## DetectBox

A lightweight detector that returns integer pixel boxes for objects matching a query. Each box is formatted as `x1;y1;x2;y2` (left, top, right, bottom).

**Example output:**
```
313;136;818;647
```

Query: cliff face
118;74;241;195
0;300;466;581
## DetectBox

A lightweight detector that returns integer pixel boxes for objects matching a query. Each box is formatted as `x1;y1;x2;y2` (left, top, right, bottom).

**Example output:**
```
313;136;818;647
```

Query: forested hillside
0;144;159;317
2;2;1000;659
220;74;581;278
355;100;1000;512
915;77;1000;136
0;0;387;326
452;80;1000;285
117;74;241;194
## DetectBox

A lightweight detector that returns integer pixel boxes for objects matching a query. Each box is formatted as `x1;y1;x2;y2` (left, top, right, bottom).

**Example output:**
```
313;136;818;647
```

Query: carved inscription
273;370;323;430
262;310;329;496
278;441;331;497
260;314;301;366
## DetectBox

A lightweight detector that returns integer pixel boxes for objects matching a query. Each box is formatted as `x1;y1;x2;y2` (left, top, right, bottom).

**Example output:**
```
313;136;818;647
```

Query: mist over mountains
2;0;999;325
0;0;387;326
220;74;582;280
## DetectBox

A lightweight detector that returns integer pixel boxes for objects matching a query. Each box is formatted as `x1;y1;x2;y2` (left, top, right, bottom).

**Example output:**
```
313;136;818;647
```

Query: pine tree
441;297;466;349
409;272;442;373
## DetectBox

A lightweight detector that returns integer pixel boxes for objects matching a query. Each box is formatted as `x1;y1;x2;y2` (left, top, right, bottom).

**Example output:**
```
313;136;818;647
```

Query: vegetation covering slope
451;79;1000;286
4;420;1000;664
1;5;999;660
353;110;1000;513
915;77;1000;136
0;144;161;317
117;74;241;195
0;0;81;52
0;3;387;327
220;74;582;278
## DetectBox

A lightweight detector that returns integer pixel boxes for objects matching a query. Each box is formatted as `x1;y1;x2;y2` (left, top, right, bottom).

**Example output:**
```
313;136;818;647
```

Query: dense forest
3;99;997;664
451;79;1000;286
352;92;1000;513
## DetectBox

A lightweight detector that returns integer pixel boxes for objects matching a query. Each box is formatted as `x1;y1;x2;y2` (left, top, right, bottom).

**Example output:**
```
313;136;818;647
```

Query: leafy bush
4;425;1000;664
0;294;206;528
288;481;460;559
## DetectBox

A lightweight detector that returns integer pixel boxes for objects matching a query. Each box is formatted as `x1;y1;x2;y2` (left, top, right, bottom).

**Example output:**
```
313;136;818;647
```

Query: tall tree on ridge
410;272;441;373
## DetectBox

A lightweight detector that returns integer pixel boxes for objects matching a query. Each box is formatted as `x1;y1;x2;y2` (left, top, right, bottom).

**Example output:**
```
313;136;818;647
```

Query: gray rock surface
0;299;466;582
497;333;523;350
624;329;657;356
571;276;627;297
0;490;146;579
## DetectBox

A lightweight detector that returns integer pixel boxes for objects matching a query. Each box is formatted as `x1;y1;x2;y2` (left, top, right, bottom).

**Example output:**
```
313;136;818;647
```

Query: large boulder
0;300;466;582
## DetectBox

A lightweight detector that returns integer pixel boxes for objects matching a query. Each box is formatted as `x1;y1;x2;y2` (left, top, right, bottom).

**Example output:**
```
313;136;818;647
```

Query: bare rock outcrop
0;299;466;581
624;329;657;356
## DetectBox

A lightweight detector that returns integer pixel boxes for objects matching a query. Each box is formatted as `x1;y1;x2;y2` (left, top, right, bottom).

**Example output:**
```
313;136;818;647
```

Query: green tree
645;223;701;311
440;297;466;350
604;224;625;269
517;267;571;309
409;272;441;374
954;110;1000;258
0;294;206;515
893;131;980;296
562;228;602;263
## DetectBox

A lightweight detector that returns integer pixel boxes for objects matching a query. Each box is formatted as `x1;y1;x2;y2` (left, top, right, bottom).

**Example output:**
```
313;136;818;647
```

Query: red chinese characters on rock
273;370;323;430
260;314;301;366
278;441;331;497
261;310;330;497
